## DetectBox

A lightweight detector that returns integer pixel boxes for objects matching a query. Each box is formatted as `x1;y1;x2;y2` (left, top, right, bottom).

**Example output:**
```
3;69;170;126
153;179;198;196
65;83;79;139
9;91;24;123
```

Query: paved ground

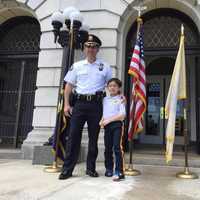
0;160;200;200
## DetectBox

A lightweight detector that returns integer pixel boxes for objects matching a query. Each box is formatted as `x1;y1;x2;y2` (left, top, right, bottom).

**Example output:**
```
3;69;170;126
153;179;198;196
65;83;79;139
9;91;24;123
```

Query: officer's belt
75;91;106;101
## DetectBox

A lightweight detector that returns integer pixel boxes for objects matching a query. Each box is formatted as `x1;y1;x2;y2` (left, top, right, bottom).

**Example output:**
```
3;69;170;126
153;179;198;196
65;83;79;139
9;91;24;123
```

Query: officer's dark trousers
104;121;124;173
63;100;102;174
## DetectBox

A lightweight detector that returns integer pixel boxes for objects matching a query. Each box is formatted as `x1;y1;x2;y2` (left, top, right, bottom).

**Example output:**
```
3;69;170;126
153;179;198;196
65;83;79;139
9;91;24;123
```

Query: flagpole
176;106;198;179
44;47;71;173
176;25;198;179
125;6;146;176
125;140;141;176
44;22;74;173
44;48;69;173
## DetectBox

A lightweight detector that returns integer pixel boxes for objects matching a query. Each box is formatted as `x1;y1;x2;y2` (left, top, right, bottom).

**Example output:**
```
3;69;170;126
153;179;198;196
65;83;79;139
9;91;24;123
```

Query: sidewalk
0;159;200;200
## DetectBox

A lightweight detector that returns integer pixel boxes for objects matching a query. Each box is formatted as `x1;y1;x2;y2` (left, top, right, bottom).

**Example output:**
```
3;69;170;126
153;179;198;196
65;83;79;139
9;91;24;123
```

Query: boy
100;78;126;181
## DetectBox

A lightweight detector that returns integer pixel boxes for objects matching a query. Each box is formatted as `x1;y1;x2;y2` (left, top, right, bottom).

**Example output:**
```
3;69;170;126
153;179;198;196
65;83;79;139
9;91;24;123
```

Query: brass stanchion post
125;139;141;176
175;25;198;179
176;108;198;179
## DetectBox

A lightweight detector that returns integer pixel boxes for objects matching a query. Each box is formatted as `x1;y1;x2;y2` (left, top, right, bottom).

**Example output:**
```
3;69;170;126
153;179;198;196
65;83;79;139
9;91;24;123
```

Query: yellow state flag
165;31;187;163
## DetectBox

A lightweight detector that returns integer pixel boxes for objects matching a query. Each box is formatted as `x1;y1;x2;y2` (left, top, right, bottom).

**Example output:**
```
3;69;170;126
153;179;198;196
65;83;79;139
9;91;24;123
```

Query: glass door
165;77;184;145
139;76;164;144
139;75;185;145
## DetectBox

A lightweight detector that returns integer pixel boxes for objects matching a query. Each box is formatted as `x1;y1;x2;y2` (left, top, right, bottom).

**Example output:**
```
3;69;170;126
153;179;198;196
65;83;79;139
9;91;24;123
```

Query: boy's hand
99;119;104;128
102;119;111;126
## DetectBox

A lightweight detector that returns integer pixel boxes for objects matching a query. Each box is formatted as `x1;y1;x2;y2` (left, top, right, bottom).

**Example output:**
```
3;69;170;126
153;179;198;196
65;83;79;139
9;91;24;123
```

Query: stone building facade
0;0;200;160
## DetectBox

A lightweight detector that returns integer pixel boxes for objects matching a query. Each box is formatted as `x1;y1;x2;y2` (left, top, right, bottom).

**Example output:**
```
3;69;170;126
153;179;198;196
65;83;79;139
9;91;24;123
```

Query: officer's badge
89;35;93;41
69;65;73;71
99;63;104;71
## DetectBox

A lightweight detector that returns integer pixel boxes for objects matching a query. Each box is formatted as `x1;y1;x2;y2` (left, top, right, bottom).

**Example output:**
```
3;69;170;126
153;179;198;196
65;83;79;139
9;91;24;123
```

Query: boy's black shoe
105;170;113;177
119;173;125;179
113;172;125;181
86;170;99;177
59;170;72;180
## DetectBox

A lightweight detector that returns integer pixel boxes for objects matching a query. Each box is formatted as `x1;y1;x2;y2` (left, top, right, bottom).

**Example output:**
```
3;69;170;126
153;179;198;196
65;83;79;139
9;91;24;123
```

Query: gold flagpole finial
137;17;143;24
133;6;147;24
133;6;147;17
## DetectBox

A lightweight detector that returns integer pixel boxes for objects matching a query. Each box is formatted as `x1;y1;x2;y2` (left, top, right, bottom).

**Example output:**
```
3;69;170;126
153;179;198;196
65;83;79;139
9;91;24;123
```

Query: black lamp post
44;7;89;173
52;8;89;76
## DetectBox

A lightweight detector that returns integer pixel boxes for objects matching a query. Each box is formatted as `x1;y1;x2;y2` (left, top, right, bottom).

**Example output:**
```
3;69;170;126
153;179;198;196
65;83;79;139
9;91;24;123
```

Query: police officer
59;34;112;180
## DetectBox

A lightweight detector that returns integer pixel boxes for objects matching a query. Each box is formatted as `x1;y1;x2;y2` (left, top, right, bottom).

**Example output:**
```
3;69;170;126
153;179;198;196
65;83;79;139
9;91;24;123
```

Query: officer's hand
64;104;72;117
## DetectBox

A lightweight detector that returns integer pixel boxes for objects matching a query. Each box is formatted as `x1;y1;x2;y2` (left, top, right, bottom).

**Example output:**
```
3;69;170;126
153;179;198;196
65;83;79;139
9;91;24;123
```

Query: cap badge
89;35;93;41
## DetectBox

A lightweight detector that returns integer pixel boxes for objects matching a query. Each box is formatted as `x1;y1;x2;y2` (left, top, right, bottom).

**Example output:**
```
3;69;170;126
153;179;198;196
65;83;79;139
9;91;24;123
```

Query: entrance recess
125;9;200;150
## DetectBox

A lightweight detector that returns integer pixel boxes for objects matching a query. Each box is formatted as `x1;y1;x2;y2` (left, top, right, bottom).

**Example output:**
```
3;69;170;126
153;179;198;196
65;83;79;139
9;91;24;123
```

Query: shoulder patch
69;66;73;71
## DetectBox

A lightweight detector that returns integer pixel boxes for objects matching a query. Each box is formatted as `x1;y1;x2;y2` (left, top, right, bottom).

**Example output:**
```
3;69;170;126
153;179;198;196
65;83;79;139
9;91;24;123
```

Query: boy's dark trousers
104;121;124;173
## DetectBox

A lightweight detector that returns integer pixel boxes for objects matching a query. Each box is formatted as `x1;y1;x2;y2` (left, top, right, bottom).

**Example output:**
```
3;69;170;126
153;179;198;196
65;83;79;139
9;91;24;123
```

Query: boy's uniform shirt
103;95;126;120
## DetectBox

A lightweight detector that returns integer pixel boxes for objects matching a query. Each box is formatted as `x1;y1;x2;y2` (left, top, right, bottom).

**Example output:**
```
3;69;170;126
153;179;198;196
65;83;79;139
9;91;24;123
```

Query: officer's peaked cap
84;34;102;47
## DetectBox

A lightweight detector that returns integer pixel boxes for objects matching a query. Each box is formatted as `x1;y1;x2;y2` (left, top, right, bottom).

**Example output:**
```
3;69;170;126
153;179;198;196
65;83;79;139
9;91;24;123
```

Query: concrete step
0;149;23;159
127;152;200;168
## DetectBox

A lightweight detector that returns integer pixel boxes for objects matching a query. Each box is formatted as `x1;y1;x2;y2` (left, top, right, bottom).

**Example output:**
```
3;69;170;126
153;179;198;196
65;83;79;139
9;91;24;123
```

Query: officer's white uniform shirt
64;58;112;94
103;95;126;120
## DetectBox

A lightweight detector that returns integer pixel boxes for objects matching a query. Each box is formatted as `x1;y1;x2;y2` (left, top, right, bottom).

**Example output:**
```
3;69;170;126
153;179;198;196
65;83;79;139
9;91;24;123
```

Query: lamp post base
124;164;141;176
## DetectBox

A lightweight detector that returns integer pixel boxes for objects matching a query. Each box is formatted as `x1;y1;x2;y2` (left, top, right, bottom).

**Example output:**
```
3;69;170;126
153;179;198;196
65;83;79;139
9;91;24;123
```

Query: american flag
128;23;146;140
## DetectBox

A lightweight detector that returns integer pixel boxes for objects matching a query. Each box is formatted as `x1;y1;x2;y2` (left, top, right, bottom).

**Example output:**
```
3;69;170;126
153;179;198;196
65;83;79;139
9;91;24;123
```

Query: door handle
160;107;164;119
160;106;169;119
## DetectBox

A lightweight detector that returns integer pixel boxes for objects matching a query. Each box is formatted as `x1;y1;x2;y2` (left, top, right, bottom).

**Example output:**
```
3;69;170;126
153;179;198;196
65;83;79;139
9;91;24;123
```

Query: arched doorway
0;16;40;148
125;8;200;150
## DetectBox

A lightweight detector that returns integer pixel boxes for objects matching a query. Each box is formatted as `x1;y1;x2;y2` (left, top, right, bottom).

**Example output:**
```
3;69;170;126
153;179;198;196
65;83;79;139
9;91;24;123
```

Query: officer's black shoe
86;170;99;177
59;170;72;180
105;170;113;177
